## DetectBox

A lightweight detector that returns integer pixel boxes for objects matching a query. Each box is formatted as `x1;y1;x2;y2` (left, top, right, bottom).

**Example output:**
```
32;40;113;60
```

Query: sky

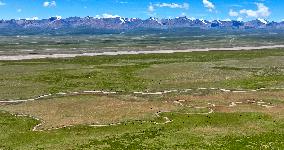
0;0;283;21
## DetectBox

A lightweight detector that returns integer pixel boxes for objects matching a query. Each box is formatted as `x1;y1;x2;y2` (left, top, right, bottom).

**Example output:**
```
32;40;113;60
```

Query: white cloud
229;9;238;17
202;0;215;11
237;17;243;21
95;13;120;18
0;1;6;6
155;3;189;9
26;17;39;20
180;12;186;17
240;3;270;18
148;4;155;12
119;1;128;4
222;18;231;21
43;2;49;7
102;13;120;18
148;2;189;14
43;1;56;7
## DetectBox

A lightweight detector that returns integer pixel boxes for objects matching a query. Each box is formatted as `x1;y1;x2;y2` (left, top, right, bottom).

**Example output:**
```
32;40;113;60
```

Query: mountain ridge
1;16;284;35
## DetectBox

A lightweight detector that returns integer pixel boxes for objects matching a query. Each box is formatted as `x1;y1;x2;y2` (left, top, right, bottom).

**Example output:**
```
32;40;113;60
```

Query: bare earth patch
1;95;178;129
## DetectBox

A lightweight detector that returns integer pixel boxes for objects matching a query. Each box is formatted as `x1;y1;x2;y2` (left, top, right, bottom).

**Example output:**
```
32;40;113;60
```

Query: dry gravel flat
1;45;284;60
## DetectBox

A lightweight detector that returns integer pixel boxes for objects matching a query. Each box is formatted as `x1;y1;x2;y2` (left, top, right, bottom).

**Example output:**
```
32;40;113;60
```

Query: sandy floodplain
1;45;284;60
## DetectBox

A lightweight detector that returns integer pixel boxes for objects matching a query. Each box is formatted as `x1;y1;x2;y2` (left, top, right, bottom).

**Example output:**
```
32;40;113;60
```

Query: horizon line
1;16;283;23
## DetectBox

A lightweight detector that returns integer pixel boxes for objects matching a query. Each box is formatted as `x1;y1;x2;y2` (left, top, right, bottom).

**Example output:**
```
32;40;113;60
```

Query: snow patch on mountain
258;18;268;24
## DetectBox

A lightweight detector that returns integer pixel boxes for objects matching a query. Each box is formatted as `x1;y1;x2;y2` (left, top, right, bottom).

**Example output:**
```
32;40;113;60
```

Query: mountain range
1;16;284;35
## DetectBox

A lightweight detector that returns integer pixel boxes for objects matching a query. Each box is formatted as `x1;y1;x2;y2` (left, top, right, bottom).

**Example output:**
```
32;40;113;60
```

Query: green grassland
0;110;283;149
1;49;284;100
1;49;284;149
1;31;284;55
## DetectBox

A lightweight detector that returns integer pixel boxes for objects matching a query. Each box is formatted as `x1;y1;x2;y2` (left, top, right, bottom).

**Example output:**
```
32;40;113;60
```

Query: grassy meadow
1;49;284;149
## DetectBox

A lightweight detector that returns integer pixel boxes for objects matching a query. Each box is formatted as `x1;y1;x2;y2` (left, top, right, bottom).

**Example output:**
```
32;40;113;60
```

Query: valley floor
1;49;284;149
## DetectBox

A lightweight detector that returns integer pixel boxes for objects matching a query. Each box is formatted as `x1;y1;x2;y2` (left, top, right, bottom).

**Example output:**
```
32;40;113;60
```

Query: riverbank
1;45;284;60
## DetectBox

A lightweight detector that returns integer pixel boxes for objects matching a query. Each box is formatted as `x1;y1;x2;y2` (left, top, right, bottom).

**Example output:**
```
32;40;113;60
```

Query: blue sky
0;0;283;21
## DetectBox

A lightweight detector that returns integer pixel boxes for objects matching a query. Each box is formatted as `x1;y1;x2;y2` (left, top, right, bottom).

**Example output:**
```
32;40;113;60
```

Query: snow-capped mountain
0;16;283;35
